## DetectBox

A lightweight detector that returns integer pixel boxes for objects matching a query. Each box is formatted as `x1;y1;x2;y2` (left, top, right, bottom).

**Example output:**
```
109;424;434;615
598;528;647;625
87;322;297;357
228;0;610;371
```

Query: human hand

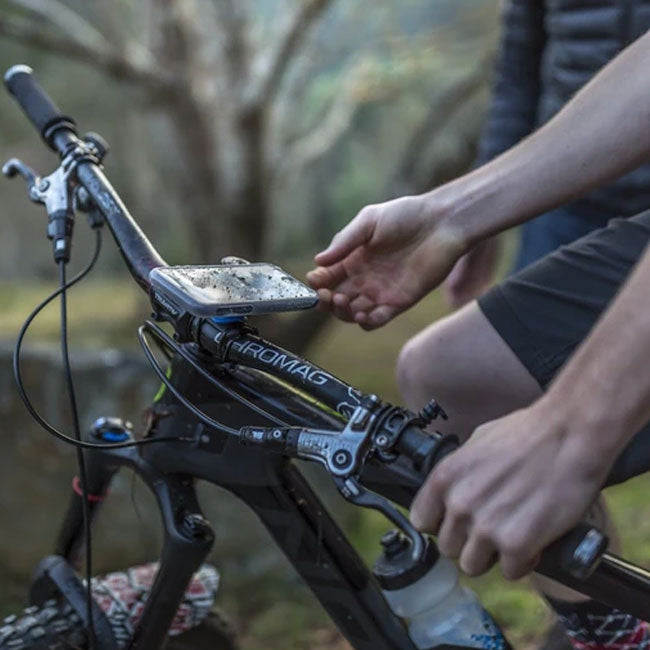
410;403;611;580
306;195;466;329
444;236;501;308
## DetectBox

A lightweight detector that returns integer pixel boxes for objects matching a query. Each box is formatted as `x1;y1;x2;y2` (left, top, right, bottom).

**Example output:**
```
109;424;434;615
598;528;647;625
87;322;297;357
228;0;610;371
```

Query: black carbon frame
50;342;650;650
53;352;424;650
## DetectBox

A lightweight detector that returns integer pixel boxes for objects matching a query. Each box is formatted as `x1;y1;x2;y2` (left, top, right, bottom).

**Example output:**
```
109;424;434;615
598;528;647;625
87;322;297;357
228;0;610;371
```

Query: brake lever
297;404;429;563
2;157;39;189
239;395;429;562
3;158;77;262
335;475;427;563
3;135;108;264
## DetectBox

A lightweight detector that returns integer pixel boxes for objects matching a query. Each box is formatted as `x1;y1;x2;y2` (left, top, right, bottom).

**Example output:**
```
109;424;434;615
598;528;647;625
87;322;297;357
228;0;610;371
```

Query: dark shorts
477;209;650;487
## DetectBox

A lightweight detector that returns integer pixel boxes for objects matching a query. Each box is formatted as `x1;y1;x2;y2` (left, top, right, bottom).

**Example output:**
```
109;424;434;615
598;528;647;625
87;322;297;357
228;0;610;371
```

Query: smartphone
149;263;318;317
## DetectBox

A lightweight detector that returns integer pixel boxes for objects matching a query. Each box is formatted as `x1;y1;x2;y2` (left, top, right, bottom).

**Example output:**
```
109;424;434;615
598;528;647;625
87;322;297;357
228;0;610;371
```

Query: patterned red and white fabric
552;599;650;650
89;563;219;647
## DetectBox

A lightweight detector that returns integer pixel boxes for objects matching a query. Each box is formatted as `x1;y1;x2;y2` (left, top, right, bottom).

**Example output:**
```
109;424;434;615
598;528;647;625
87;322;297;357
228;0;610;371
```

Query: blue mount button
211;315;245;324
101;429;130;442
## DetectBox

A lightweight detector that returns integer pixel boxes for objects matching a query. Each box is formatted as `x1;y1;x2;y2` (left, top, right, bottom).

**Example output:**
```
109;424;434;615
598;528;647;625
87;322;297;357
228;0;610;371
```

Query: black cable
11;229;189;647
142;320;288;427
138;325;239;436
12;237;195;450
58;260;96;649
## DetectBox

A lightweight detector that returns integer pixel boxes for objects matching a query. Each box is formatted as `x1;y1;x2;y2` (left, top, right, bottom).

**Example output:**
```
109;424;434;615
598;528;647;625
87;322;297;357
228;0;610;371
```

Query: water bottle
373;530;511;650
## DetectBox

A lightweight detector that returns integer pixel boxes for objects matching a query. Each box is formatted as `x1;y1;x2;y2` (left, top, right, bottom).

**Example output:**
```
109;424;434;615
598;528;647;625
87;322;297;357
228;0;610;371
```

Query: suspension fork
48;416;216;650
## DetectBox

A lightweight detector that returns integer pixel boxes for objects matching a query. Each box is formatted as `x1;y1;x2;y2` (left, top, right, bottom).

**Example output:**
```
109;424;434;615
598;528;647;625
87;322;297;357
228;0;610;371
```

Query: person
307;27;650;648
445;0;650;308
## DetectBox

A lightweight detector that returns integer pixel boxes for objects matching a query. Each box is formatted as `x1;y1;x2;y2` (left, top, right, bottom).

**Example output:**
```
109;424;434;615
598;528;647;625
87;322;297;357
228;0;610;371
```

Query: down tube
235;460;418;650
146;444;416;648
144;360;417;650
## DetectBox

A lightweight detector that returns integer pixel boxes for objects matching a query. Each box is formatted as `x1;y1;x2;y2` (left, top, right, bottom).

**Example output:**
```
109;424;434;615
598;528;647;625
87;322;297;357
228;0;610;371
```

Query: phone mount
149;259;318;329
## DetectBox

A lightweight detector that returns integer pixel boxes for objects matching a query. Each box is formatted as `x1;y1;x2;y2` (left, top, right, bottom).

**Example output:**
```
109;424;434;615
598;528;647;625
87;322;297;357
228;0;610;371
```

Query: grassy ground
1;276;648;649
0;278;149;347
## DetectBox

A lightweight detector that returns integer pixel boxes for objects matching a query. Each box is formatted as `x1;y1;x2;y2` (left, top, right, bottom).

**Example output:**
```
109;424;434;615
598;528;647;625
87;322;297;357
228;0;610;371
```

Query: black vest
479;0;650;220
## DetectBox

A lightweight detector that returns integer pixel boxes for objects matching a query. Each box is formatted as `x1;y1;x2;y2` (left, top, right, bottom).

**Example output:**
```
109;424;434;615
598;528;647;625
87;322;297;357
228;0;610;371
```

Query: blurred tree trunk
388;57;490;198
0;0;492;351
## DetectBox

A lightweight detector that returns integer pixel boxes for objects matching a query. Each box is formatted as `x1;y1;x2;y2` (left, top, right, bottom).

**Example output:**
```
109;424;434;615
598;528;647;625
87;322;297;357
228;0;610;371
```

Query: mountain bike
0;64;648;650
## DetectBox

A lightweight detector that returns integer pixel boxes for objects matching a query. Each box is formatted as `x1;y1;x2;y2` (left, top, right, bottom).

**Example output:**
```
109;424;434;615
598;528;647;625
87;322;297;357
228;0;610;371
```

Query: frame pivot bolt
180;513;212;541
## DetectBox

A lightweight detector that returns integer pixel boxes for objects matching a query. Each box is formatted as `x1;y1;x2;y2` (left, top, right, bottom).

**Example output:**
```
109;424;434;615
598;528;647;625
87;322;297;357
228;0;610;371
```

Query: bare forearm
432;29;650;247
541;243;650;458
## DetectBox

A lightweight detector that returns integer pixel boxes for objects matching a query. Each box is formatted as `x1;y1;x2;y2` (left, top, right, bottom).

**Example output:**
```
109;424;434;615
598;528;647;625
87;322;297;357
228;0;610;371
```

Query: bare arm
308;30;650;329
439;28;650;246
408;31;650;577
409;40;650;572
310;28;650;577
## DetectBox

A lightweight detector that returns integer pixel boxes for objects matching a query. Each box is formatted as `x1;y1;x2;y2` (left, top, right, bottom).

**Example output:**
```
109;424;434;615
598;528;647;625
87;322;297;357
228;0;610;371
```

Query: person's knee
396;302;542;441
396;324;447;411
396;336;421;407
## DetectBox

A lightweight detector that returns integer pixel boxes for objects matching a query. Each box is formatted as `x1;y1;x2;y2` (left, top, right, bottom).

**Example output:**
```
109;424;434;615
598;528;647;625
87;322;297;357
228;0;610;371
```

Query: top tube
199;319;363;421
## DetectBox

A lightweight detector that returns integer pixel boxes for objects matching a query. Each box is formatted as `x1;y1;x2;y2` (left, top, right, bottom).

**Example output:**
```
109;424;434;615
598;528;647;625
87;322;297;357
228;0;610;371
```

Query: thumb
315;210;374;266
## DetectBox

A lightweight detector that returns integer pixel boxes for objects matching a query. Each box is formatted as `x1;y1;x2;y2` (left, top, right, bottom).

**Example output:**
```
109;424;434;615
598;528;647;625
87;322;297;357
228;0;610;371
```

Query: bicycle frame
46;340;650;650
50;352;422;650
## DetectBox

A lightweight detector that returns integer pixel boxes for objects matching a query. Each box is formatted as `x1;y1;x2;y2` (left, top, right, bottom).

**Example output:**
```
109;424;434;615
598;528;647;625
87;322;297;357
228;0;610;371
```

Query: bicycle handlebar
5;66;166;291
75;162;166;291
5;65;644;619
4;65;77;149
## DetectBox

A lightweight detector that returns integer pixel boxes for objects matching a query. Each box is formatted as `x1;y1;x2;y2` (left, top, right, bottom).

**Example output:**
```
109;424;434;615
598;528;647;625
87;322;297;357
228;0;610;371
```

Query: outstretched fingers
331;292;356;322
306;261;348;291
314;288;399;328
354;304;400;330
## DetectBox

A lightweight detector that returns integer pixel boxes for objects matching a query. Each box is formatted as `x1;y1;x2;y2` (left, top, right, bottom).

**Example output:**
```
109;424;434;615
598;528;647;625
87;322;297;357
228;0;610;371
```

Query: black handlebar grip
539;522;609;580
397;426;608;580
396;426;459;477
4;65;76;147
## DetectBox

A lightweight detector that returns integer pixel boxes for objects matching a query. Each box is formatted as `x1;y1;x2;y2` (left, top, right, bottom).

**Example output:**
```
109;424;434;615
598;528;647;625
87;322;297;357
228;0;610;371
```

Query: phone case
149;264;318;317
